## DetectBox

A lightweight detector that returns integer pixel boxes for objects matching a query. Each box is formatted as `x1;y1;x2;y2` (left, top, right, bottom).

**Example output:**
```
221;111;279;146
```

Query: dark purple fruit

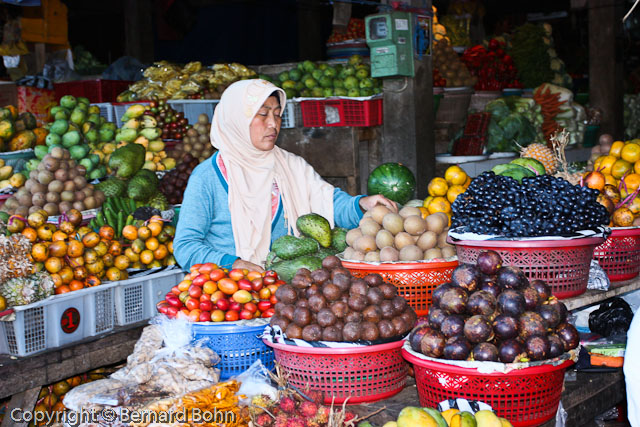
302;324;323;342
467;290;497;316
493;314;519;340
477;250;503;275
348;294;368;312
472;342;499;361
292;273;312;289
333;274;352;293
293;307;312;327
391;296;408;315
556;323;579;351
342;322;362;341
479;276;501;299
363;305;382;323
531;279;552;301
546;298;569;324
499;339;526;363
464;315;493;343
345;311;363;323
317;308;337;327
525;335;550;361
443;335;472;360
308;294;327;313
497;266;528;290
441;314;466;338
322;326;342;342
322;255;342;270
547;333;564;358
306;284;321;298
439;286;469;315
322;283;342;301
497;289;526;317
380;300;395;319
363;273;383;287
428;307;447;330
270;315;289;331
518;311;547;340
275;284;297;304
452;264;480;292
350;280;368;296
419;328;445;358
366;287;384;305
378;320;395;338
392;317;410;335
378;283;398;300
522;286;542;310
432;283;454;308
400;308;418;329
330;301;348;318
286;323;303;339
310;268;331;285
537;304;561;329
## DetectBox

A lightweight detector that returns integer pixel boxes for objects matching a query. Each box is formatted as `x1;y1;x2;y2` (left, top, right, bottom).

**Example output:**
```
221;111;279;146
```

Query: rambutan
279;396;297;414
299;401;318;418
256;413;274;427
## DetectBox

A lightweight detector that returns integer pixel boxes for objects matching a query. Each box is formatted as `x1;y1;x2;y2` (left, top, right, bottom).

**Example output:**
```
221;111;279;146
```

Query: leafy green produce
510;24;554;89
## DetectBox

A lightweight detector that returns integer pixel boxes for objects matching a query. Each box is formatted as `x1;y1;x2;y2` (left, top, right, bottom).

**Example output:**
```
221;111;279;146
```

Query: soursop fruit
95;177;127;198
147;192;169;211
0;272;54;307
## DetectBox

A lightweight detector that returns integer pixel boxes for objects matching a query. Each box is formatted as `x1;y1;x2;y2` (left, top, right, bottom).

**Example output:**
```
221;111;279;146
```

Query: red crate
300;98;382;127
463;112;491;136
53;79;132;103
453;136;486;156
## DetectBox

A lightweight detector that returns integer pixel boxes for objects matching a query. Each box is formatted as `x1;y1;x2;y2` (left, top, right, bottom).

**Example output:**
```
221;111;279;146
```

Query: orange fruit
31;243;49;262
73;266;87;281
67;239;84;258
98;225;115;241
37;224;56;241
635;161;640;175
69;280;84;291
137;226;152;240
418;206;429;219
604;174;618;186
446;185;466;204
203;281;217;294
45;257;63;274
611;159;632;179
59;266;74;284
610;141;625;157
621;143;640;163
102;253;114;267
21;227;38;243
153;244;168;260
428;177;448;197
51;230;68;242
147;221;162;237
167;241;173;254
114;255;130;270
595;155;617;175
613;207;634;227
131;239;145;254
82;232;100;248
122;225;138;241
444;165;468;185
94;240;108;257
68;256;84;268
86;259;105;275
50;273;63;288
124;247;140;262
621;173;640;192
145;237;159;251
105;267;122;282
55;285;71;295
628;197;640;215
84;248;99;265
85;275;101;287
48;240;68;258
108;241;123;257
427;196;451;214
140;250;154;265
149;215;164;224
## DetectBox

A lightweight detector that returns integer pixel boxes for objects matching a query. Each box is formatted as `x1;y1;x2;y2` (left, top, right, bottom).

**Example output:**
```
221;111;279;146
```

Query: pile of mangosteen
270;256;417;343
409;250;579;363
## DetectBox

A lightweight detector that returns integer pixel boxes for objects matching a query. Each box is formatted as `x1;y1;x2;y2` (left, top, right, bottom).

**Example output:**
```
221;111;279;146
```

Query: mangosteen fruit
297;268;312;278
497;266;529;290
479;276;501;299
302;324;323;342
275;284;297;304
345;311;363;324
537;304;561;329
392;317;410;335
497;289;526;317
322;255;342;270
333;274;352;293
391;296;408;315
525;335;550;361
547;298;569;324
518;311;547;340
499;339;526;363
342;322;362;341
306;284;321;298
467;290;497;316
444;335;472;360
521;286;542;311
439;286;469;315
380;300;395;319
493;314;519;340
322;283;342;301
364;273;383;287
464;315;493;343
292;273;312;289
378;320;396;339
547;333;564;358
531;279;552;301
441;315;466;338
331;267;352;281
297;298;309;309
556;322;580;351
472;342;499;362
476;250;503;275
361;321;380;341
428;307;447;330
350;280;369;296
431;282;454;308
317;308;337;327
451;264;480;292
419;328;446;358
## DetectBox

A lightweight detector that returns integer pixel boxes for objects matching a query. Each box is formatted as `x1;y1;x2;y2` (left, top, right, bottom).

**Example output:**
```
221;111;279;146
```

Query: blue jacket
174;152;364;270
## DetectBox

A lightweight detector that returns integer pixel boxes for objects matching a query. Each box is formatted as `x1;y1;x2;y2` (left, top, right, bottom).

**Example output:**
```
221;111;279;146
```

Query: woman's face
249;96;282;151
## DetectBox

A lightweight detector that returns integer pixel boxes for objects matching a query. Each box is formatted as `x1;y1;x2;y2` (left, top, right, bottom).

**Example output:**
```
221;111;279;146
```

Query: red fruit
225;310;239;321
198;262;215;275
255;413;273;427
216;298;230;311
192;274;207;287
244;302;258;313
262;308;275;318
237;279;253;291
199;300;213;311
185;298;200;311
251;278;264;291
199;311;212;322
156;302;169;314
188;284;203;298
251;291;260;302
257;301;272;312
199;293;211;302
299;401;318;418
240;309;253;320
270;295;278;305
265;270;278;278
209;268;225;281
254;310;262;318
166;295;182;308
166;306;179;317
263;276;276;285
171;285;180;295
279;396;296;414
229;301;242;311
211;290;224;303
228;268;245;281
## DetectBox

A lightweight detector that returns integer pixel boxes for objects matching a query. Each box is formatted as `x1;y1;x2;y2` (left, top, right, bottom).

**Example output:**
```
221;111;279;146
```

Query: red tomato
225;310;239;321
257;301;272;312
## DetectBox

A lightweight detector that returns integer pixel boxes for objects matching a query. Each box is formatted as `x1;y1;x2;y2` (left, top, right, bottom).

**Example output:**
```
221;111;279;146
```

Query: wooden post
589;0;624;137
124;0;154;63
297;0;326;61
382;1;434;198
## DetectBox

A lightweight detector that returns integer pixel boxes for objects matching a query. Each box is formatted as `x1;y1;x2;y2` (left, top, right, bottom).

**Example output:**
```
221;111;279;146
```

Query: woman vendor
174;79;397;272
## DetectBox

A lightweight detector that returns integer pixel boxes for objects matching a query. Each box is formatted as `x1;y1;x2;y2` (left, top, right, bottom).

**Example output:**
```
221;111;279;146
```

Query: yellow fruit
423;196;434;208
145;151;154;162
142;160;157;171
635;160;640;175
428;177;449;197
498;417;514;427
623;174;640;192
447;184;466;204
382;423;398;427
0;295;5;311
428;196;451;214
596;155;618;175
520;143;557;174
9;172;25;188
621;143;640;163
628;197;640;215
0;158;4;167
397;407;437;427
444;165;467;185
604;173;617;186
609;140;625;157
441;408;460;425
474;410;502;427
161;157;176;170
611;159;632;179
0;165;12;180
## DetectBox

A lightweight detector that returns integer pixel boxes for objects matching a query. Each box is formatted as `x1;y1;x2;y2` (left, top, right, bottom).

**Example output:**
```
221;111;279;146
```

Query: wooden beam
124;0;154;63
589;0;625;137
1;387;41;427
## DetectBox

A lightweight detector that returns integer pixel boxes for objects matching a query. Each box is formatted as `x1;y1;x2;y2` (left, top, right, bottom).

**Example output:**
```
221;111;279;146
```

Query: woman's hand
359;195;398;213
232;259;265;273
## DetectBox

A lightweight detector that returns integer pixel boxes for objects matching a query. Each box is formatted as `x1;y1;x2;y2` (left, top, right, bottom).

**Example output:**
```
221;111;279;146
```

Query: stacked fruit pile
461;39;521;91
342;206;454;262
452;171;609;237
158;154;200;205
0;105;45;152
423;165;471;221
0;158;26;190
1;148;105;217
432;39;476;88
410;251;579;363
143;100;190;141
269;256;417;342
171;113;213;163
326;18;365;43
385;406;513;427
157;263;283;322
250;393;355;427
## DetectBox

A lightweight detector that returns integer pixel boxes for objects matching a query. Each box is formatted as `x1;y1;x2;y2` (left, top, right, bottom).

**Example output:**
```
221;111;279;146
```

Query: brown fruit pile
270;256;417;342
158;153;199;205
409;250;579;363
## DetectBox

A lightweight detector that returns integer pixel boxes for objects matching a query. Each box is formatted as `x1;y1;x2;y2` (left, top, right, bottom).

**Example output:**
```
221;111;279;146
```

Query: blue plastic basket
192;323;274;379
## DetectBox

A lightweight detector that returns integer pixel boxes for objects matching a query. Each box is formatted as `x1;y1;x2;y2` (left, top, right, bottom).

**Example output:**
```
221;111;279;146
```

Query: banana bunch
384;407;513;427
0;159;26;190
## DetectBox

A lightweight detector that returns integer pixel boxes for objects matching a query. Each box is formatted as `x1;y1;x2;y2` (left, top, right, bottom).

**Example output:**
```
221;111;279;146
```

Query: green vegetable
510;23;554;89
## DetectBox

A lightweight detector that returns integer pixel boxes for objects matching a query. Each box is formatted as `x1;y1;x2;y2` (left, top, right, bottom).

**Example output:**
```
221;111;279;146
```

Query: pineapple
0;272;54;307
0;233;33;283
520;143;558;174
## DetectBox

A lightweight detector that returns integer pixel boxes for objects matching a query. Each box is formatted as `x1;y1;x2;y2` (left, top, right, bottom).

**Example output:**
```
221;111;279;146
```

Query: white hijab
210;79;335;265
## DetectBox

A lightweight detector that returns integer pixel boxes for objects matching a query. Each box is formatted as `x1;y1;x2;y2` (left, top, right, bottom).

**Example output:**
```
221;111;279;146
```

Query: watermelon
367;163;416;205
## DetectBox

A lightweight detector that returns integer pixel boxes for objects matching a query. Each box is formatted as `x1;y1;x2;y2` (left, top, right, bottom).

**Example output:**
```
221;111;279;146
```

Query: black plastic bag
588;297;634;337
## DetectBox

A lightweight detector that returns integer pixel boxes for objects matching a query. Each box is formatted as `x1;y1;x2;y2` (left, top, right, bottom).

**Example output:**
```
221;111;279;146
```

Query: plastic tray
90;102;115;122
341;259;458;316
593;227;640;282
113;268;184;326
451;236;604;299
193;323;274;380
265;339;408;404
403;348;574;427
300;98;382;127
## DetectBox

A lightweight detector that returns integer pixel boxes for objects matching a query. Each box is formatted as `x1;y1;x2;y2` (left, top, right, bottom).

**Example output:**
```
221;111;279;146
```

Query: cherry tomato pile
327;18;365;43
461;39;522;91
157;263;284;322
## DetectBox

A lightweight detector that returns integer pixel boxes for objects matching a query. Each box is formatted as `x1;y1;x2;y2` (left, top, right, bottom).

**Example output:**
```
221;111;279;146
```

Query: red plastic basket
451;236;605;299
403;348;574;427
300;98;382;127
593;227;640;282
264;340;408;404
53;80;132;103
341;260;458;316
